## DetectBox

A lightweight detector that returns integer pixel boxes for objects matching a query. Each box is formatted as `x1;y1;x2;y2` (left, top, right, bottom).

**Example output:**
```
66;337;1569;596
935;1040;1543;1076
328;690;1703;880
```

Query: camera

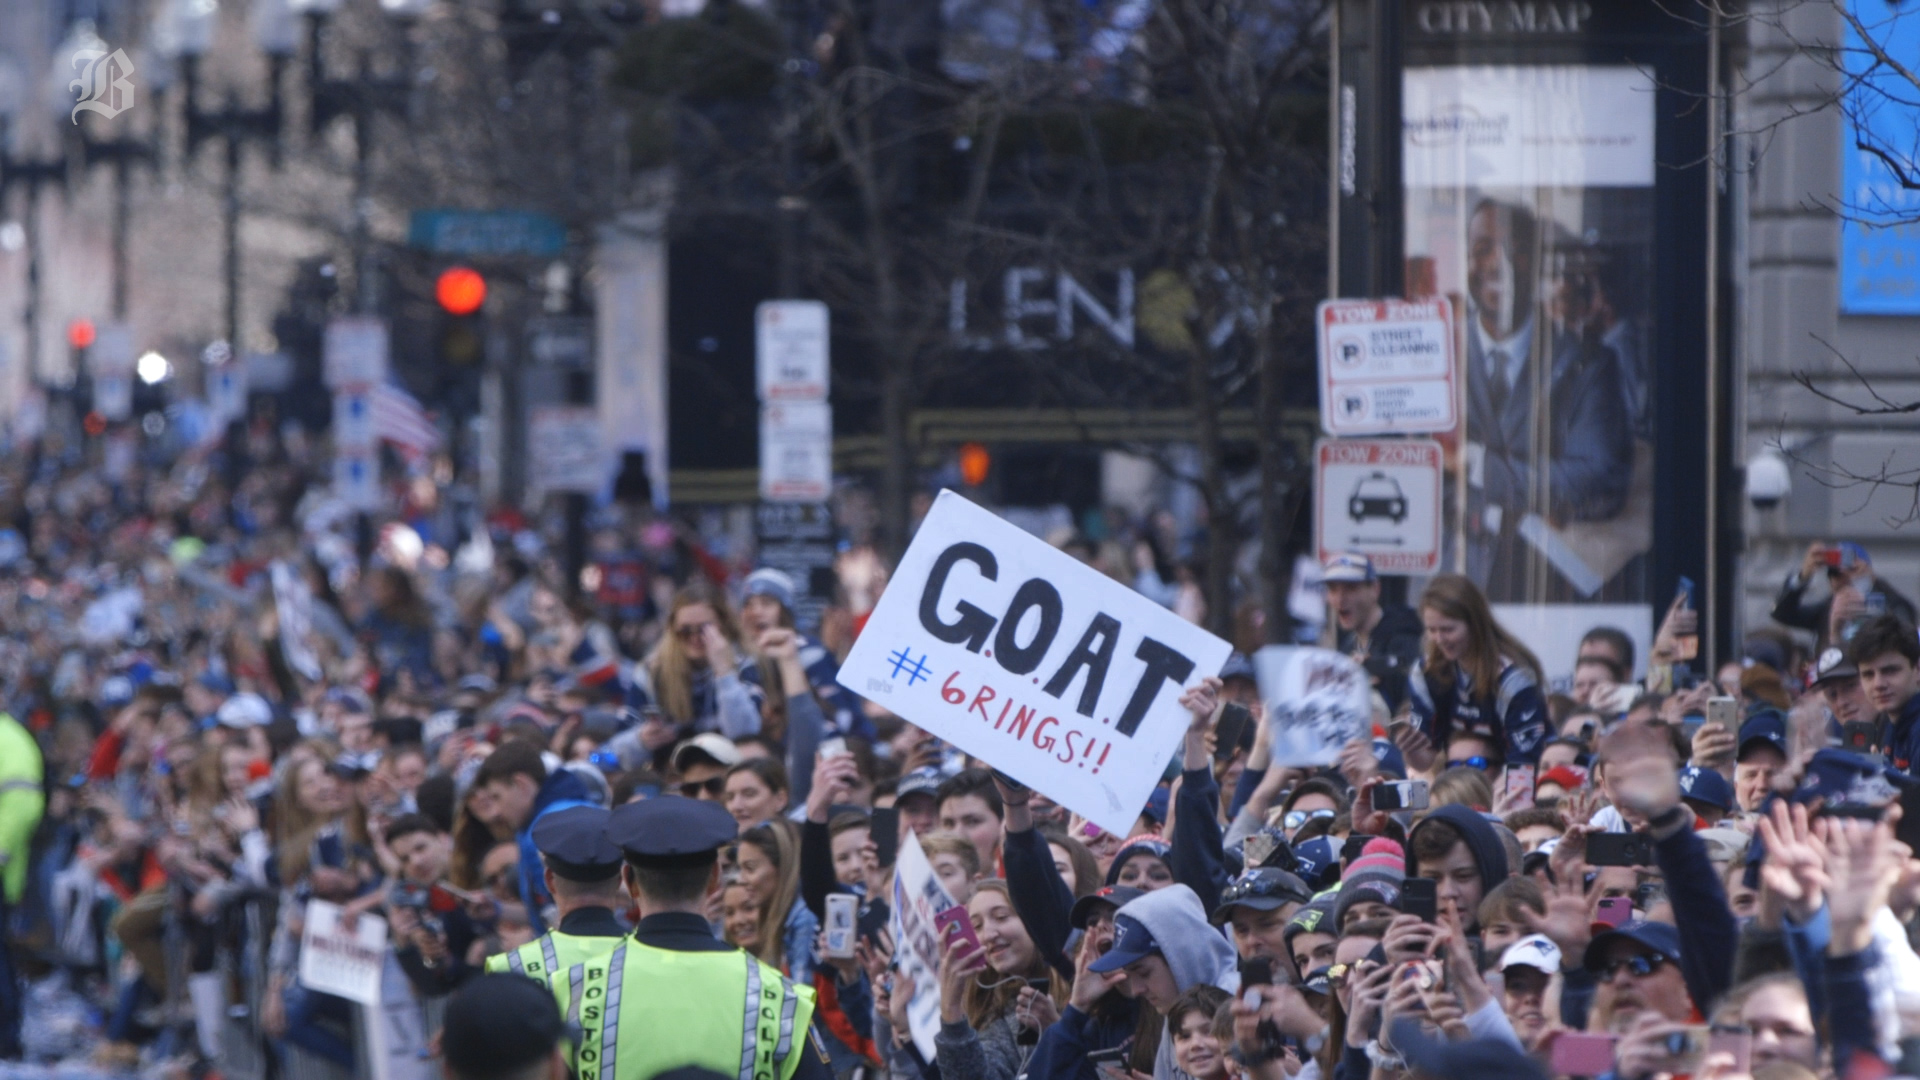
1746;450;1791;510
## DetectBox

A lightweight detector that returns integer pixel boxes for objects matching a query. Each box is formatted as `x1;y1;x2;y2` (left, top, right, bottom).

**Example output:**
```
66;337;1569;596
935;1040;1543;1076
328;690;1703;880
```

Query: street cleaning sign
839;490;1231;836
1317;299;1456;436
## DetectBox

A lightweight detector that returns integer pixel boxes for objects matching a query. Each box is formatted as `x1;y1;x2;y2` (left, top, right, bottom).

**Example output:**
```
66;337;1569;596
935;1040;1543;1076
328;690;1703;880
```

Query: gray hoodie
1114;884;1241;1080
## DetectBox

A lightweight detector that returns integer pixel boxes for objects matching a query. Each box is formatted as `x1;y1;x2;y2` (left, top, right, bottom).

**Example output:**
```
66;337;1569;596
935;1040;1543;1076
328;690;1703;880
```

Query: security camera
1747;450;1792;510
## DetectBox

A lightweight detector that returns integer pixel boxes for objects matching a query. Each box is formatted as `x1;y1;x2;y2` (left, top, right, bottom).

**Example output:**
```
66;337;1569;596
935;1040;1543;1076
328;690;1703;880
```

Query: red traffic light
67;319;96;349
959;442;990;487
436;267;487;316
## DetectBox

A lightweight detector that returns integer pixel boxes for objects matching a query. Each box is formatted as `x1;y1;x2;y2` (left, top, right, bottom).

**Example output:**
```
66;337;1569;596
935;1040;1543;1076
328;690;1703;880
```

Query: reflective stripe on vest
573;940;816;1080
507;948;526;975
542;934;560;975
598;943;627;1080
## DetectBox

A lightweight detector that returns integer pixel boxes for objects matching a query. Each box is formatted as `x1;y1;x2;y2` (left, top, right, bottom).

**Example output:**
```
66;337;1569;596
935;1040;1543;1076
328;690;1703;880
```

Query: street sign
334;389;375;450
408;209;567;257
210;363;250;427
756;301;830;401
324;317;390;389
1313;438;1442;574
333;449;382;511
760;400;832;502
527;316;594;368
91;322;134;377
94;376;132;422
756;502;836;633
529;406;602;494
1317;299;1456;436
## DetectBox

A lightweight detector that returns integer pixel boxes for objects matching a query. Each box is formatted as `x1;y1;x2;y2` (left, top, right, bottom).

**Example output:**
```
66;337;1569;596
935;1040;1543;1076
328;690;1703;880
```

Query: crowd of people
4;428;1920;1080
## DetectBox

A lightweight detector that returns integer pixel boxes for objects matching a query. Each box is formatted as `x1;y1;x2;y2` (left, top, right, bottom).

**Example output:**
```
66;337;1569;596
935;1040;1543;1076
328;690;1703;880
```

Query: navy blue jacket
1027;1003;1138;1080
1652;820;1738;1015
1408;658;1549;765
1883;693;1920;777
1172;765;1233;916
1004;825;1077;980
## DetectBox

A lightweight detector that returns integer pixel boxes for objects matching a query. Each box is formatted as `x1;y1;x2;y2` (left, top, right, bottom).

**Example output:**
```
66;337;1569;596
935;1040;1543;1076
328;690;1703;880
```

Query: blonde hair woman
635;583;763;739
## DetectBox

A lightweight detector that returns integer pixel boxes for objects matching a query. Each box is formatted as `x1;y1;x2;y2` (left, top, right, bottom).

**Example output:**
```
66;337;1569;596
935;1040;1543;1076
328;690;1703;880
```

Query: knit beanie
1283;892;1339;950
1332;837;1406;931
1104;836;1175;887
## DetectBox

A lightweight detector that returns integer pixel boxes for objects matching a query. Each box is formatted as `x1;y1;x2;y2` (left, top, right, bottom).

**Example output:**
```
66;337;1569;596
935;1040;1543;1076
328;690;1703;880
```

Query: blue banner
1840;0;1920;314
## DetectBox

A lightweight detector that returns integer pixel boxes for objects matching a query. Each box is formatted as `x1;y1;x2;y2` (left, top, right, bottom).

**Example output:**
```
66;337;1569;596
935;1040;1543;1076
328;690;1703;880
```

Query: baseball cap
1810;647;1860;688
1736;710;1787;762
1677;765;1734;812
671;732;742;772
1537;765;1585;793
1791;747;1917;811
1320;552;1376;584
1210;868;1313;926
216;692;273;729
1069;885;1144;931
1582;919;1681;972
1390;1018;1547;1080
1498;934;1562;975
896;767;942;803
1220;652;1257;684
1089;914;1159;972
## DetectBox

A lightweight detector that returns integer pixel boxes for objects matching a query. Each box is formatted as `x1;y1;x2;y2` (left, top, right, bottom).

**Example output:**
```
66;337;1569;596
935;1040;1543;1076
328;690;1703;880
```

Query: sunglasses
1598;952;1670;980
675;622;715;641
1283;808;1335;831
1219;875;1310;907
681;776;727;798
1448;756;1491;770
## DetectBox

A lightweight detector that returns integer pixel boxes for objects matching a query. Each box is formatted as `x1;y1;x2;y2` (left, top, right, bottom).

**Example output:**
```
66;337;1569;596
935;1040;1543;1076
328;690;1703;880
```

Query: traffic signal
959;442;991;487
436;267;486;316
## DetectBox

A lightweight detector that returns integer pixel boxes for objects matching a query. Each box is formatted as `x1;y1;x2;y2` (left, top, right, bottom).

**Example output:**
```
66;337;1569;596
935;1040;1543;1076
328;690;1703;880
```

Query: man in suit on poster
1461;197;1634;602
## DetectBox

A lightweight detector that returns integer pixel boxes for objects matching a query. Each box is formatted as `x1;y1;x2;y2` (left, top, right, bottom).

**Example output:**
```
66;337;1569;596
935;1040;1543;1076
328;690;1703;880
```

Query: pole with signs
757;301;832;503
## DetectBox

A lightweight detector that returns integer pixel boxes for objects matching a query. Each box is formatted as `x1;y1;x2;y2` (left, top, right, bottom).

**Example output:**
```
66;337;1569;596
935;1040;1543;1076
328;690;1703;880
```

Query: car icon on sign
1348;472;1407;524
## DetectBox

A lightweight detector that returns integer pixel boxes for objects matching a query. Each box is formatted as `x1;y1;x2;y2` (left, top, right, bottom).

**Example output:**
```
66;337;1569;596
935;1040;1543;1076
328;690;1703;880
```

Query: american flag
370;380;441;459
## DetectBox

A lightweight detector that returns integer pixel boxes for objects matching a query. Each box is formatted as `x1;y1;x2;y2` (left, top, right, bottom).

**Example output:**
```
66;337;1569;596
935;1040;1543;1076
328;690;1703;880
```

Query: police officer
439;973;568;1080
561;796;829;1080
486;806;628;982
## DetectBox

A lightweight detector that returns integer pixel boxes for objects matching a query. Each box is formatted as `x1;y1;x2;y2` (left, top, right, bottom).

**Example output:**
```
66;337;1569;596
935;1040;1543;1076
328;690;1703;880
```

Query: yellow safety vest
562;939;817;1080
485;928;619;982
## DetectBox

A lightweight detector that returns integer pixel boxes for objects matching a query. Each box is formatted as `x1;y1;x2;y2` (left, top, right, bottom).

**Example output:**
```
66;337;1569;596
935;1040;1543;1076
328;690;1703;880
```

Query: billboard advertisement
1402;64;1657;603
1839;0;1920;315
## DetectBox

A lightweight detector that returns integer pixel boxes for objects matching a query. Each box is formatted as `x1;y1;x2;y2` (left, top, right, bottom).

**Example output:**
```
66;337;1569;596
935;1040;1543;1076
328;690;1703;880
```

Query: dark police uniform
558;797;831;1080
486;806;628;985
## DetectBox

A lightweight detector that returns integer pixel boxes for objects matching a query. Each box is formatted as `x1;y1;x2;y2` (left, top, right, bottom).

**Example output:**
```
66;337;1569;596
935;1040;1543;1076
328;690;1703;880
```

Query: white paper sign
889;831;962;1061
298;901;387;1006
333;389;375;451
271;561;323;682
529;406;602;495
361;951;431;1080
838;490;1232;836
760;402;833;503
1253;647;1372;768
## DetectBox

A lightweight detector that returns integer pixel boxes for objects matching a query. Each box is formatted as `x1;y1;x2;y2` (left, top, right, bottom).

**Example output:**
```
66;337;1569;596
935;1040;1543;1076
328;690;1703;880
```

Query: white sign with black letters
1253;647;1372;768
298;901;387;1006
890;831;961;1061
838;490;1232;836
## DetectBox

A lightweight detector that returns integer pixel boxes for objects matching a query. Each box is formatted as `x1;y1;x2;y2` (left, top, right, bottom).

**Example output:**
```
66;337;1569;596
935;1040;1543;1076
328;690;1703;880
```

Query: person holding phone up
934;881;1067;1080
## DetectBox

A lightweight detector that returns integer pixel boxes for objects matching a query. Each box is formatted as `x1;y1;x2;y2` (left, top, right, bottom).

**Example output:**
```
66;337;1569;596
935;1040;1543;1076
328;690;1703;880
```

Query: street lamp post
295;0;419;315
0;61;71;387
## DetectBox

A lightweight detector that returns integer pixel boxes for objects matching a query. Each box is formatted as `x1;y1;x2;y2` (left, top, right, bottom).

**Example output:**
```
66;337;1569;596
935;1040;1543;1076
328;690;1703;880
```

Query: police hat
531;806;624;883
606;795;738;868
440;973;565;1080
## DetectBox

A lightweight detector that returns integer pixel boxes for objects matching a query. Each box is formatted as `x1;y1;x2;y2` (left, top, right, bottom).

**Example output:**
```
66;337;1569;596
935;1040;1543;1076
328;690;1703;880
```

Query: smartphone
1675;577;1700;661
1504;765;1535;810
1213;703;1253;763
1086;1048;1129;1069
990;769;1029;796
1586;832;1655;867
819;737;850;761
1549;1032;1619;1077
1843;721;1881;756
1897;784;1920;856
1705;696;1739;735
934;905;982;959
1400;878;1437;922
1595;896;1633;928
824;894;858;959
869;807;900;868
1661;1026;1711;1072
1373;780;1430;812
1244;832;1280;870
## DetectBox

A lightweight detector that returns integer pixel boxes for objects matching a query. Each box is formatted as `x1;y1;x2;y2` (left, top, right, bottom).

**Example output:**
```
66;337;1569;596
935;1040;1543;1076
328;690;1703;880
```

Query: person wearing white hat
1496;934;1562;1051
